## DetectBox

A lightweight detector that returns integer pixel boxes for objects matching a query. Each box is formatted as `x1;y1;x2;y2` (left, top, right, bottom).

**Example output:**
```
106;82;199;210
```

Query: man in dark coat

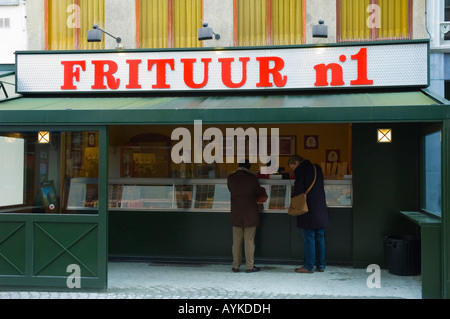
227;160;262;273
289;154;329;273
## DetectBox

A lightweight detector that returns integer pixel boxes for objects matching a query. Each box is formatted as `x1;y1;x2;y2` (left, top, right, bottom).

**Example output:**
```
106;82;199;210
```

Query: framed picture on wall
279;136;296;156
326;149;340;163
88;132;96;147
304;135;318;149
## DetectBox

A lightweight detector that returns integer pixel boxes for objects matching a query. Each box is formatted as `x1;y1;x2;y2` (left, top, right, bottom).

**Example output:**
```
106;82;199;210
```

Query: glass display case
65;177;352;213
324;179;352;207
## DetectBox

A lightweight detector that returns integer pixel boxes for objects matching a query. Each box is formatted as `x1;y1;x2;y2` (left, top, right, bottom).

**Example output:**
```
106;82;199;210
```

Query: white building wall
25;0;44;51
0;0;27;64
202;0;234;48
105;0;135;49
305;0;337;44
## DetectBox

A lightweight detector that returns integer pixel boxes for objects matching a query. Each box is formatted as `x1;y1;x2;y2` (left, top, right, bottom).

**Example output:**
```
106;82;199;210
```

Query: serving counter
64;177;354;263
65;177;352;213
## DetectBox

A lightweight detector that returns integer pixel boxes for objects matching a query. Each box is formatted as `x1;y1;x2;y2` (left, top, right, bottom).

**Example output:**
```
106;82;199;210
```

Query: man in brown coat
227;160;262;273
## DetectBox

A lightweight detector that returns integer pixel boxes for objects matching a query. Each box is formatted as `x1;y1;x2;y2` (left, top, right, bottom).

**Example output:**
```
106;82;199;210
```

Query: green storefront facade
0;40;449;298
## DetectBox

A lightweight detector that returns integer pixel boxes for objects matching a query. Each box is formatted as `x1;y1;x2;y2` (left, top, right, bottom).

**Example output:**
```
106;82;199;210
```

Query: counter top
400;211;441;226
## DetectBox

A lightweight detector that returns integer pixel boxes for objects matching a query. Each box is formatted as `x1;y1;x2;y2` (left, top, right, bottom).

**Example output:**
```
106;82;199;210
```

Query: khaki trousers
232;226;257;270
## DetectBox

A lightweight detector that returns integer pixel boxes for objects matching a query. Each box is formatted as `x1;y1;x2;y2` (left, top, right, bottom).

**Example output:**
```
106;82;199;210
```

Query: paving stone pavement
0;262;422;299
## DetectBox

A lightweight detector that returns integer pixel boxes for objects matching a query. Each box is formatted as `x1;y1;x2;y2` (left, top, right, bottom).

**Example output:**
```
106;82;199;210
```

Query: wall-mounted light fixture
38;131;50;144
377;129;392;143
198;23;220;41
87;24;123;49
312;19;328;38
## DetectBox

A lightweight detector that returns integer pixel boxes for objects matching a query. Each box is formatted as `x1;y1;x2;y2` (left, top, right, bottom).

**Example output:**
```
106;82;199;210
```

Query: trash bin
384;235;421;276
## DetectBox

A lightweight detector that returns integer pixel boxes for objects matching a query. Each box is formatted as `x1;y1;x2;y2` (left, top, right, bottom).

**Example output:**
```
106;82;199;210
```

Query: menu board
268;185;288;210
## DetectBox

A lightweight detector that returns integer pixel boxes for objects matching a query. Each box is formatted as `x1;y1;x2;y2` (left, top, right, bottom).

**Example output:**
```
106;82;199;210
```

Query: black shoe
246;266;261;273
231;267;240;273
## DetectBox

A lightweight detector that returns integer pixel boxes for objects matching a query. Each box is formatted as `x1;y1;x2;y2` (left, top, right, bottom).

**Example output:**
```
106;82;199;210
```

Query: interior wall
109;123;352;178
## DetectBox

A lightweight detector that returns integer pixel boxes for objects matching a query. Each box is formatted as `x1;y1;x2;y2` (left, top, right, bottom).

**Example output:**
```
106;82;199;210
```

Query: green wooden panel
109;211;295;260
108;208;353;264
421;225;442;299
0;222;26;276
0;215;104;288
33;222;98;277
256;213;292;260
109;211;231;259
325;208;353;263
399;211;442;298
442;119;450;299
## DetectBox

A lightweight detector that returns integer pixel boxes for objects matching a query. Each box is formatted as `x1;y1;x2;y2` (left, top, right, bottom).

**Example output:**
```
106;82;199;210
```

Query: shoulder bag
288;164;317;216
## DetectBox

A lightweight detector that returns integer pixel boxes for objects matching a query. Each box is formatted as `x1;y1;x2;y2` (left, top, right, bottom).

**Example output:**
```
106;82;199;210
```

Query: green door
0;126;108;289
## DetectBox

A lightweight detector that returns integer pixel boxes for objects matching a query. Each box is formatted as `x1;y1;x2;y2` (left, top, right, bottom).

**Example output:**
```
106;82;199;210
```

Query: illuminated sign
16;41;428;94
